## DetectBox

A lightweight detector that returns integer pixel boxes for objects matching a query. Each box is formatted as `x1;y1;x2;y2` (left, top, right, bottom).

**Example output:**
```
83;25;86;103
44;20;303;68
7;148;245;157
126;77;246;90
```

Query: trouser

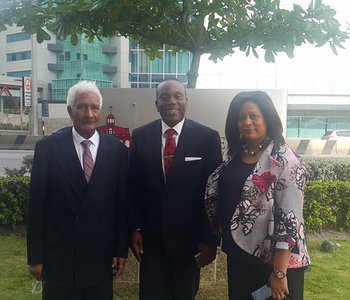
139;253;200;300
227;255;307;300
42;277;113;300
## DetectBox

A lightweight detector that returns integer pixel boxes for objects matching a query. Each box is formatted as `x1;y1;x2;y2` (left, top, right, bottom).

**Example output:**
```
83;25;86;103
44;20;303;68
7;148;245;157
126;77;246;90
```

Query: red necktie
164;128;177;178
81;140;94;183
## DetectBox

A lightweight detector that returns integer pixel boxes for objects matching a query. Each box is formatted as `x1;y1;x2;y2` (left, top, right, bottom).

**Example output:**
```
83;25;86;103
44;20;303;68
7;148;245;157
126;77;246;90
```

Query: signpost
23;76;32;107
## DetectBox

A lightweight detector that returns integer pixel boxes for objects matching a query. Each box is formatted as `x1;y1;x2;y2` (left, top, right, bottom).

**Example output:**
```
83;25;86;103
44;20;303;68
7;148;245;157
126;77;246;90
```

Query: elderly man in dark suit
129;79;222;300
27;80;128;300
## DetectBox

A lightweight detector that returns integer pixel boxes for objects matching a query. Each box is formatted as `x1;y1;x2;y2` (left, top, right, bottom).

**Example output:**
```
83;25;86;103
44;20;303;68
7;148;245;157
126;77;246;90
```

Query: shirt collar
161;118;185;137
72;127;100;146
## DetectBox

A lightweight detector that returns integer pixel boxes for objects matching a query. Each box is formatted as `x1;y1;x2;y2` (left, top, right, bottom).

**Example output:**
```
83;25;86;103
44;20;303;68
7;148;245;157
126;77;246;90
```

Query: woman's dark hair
225;90;285;158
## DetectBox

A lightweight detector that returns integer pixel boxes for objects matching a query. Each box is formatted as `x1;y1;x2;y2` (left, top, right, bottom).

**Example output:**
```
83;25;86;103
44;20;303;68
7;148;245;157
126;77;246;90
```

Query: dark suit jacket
27;129;128;288
129;118;222;259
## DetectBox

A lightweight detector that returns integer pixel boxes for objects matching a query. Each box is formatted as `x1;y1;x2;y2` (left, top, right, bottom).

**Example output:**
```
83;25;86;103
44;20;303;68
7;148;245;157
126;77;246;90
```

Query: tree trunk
187;50;201;88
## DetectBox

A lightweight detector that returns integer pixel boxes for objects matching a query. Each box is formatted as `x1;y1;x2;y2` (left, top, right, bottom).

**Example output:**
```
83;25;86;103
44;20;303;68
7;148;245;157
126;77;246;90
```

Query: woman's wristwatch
274;270;287;279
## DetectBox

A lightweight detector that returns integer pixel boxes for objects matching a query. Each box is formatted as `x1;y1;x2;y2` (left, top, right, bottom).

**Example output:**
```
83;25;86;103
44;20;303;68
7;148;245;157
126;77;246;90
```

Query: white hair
66;80;103;109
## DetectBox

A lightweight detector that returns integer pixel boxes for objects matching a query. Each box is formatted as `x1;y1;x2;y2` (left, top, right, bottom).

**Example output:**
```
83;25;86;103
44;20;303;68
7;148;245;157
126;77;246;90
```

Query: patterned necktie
164;128;177;178
81;140;94;183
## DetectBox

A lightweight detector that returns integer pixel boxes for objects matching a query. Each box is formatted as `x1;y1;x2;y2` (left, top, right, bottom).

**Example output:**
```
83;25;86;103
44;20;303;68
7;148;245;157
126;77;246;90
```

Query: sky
197;0;350;93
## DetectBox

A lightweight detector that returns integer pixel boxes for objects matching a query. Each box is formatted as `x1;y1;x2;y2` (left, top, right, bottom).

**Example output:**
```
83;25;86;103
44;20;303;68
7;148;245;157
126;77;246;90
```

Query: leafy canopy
0;0;348;87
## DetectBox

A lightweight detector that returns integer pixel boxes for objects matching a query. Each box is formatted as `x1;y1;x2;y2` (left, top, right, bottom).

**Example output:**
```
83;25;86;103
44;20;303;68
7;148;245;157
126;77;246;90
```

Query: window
77;53;81;60
139;74;149;82
6;51;31;61
129;74;137;82
65;52;70;61
83;54;88;60
7;70;31;77
151;58;163;73
177;51;189;73
130;52;138;73
139;52;150;73
6;32;31;43
139;83;150;88
165;52;176;73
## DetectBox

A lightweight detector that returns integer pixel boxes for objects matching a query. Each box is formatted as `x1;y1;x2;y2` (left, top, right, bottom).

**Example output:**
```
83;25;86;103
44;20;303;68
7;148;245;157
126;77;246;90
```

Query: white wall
46;88;287;138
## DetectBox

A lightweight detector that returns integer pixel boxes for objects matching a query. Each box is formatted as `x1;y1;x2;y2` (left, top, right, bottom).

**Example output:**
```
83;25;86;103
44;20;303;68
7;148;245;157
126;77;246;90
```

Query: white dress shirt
72;127;100;170
161;118;185;174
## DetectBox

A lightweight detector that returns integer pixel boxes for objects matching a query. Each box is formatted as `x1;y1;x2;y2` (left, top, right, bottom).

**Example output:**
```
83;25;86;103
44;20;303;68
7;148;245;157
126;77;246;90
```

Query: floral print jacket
205;142;310;268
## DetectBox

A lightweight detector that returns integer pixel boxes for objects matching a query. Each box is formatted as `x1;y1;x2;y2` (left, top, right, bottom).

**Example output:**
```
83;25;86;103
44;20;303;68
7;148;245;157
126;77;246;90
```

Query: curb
0;135;44;150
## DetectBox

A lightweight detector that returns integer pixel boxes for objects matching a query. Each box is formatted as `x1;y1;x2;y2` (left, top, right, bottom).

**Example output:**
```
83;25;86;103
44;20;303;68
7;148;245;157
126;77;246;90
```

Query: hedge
1;176;349;233
0;176;30;228
304;157;350;181
304;181;350;232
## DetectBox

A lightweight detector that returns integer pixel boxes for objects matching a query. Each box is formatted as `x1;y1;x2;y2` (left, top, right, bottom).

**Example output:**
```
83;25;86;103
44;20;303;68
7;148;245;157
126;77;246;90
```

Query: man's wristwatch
274;270;287;279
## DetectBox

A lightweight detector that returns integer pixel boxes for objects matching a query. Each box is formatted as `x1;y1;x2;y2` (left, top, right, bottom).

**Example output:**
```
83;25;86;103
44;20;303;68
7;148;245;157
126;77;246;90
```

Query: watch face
276;271;286;279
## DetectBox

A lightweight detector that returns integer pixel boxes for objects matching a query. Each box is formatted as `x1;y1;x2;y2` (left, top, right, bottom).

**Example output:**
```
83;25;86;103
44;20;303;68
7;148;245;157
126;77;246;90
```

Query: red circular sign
24;77;31;91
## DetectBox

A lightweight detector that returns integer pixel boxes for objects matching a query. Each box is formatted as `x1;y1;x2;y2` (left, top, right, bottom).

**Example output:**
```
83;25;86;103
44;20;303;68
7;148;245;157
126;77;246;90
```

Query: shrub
304;157;350;181
304;181;350;232
0;176;349;233
0;122;29;130
3;155;33;177
0;177;30;228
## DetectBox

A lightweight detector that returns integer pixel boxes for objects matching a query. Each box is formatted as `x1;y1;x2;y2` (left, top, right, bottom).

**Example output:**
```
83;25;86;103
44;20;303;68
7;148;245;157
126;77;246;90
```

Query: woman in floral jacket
205;91;310;300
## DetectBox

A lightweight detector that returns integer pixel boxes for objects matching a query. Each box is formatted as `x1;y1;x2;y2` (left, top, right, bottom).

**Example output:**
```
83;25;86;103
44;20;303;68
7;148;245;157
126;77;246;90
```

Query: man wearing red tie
129;79;222;300
27;81;129;300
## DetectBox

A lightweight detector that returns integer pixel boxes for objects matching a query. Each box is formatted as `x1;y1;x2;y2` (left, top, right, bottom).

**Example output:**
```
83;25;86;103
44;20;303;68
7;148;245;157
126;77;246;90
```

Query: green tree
0;0;348;87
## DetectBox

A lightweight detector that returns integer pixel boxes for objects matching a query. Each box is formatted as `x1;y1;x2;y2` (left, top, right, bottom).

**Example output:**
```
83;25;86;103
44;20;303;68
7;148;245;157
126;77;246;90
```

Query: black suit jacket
129;119;222;259
27;129;128;288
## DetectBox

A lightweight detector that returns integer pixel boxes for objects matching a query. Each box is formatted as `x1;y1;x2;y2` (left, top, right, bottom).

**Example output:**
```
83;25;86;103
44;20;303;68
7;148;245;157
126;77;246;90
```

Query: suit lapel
89;134;112;189
172;119;192;166
54;130;87;199
152;120;165;185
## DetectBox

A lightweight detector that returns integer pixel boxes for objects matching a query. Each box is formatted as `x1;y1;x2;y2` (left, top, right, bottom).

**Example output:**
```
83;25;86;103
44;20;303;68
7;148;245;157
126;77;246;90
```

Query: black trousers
227;255;307;300
139;253;200;300
42;278;113;300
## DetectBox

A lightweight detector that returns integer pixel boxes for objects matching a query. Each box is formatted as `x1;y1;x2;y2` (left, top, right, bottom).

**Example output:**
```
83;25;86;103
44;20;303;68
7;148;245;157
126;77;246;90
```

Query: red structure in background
98;107;131;148
0;83;21;112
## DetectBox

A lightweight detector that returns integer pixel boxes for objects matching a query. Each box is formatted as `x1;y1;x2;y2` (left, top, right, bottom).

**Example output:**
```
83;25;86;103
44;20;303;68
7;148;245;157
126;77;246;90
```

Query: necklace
241;138;269;156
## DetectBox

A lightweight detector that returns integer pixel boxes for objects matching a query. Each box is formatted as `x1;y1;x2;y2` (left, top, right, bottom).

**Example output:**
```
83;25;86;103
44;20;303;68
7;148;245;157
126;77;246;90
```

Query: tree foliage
0;0;348;87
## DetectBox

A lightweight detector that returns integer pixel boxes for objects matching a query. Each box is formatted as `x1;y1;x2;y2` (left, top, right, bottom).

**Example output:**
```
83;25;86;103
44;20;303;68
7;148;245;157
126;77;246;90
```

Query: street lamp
30;34;38;135
13;78;24;130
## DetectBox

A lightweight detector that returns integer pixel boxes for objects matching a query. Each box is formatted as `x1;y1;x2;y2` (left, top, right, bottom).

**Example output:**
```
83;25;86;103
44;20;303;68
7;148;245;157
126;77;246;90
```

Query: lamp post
30;34;38;135
13;78;23;130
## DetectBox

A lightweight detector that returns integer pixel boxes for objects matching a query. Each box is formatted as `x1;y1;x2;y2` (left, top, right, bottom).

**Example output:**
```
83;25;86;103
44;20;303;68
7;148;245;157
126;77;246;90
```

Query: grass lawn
0;232;349;299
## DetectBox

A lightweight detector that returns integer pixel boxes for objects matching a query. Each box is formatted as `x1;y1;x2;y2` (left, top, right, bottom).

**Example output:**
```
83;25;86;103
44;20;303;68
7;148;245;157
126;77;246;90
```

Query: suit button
75;215;80;220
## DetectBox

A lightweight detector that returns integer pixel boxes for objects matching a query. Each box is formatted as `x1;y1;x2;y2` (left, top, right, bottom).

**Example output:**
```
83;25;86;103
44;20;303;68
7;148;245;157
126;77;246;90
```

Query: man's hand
131;230;143;262
112;257;126;277
28;264;43;281
196;243;217;268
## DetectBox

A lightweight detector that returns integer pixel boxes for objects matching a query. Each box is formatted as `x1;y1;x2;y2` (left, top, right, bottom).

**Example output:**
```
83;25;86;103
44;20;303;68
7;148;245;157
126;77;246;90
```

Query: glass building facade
51;36;113;101
129;41;191;88
287;116;350;138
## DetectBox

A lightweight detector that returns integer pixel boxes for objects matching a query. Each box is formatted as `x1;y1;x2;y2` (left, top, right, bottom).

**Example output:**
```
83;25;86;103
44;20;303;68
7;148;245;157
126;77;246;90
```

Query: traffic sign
23;76;32;107
24;77;32;92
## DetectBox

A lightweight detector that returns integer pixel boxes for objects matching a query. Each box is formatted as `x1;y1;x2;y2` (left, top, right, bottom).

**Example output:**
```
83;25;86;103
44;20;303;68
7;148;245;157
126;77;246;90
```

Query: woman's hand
271;249;291;299
269;272;289;300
